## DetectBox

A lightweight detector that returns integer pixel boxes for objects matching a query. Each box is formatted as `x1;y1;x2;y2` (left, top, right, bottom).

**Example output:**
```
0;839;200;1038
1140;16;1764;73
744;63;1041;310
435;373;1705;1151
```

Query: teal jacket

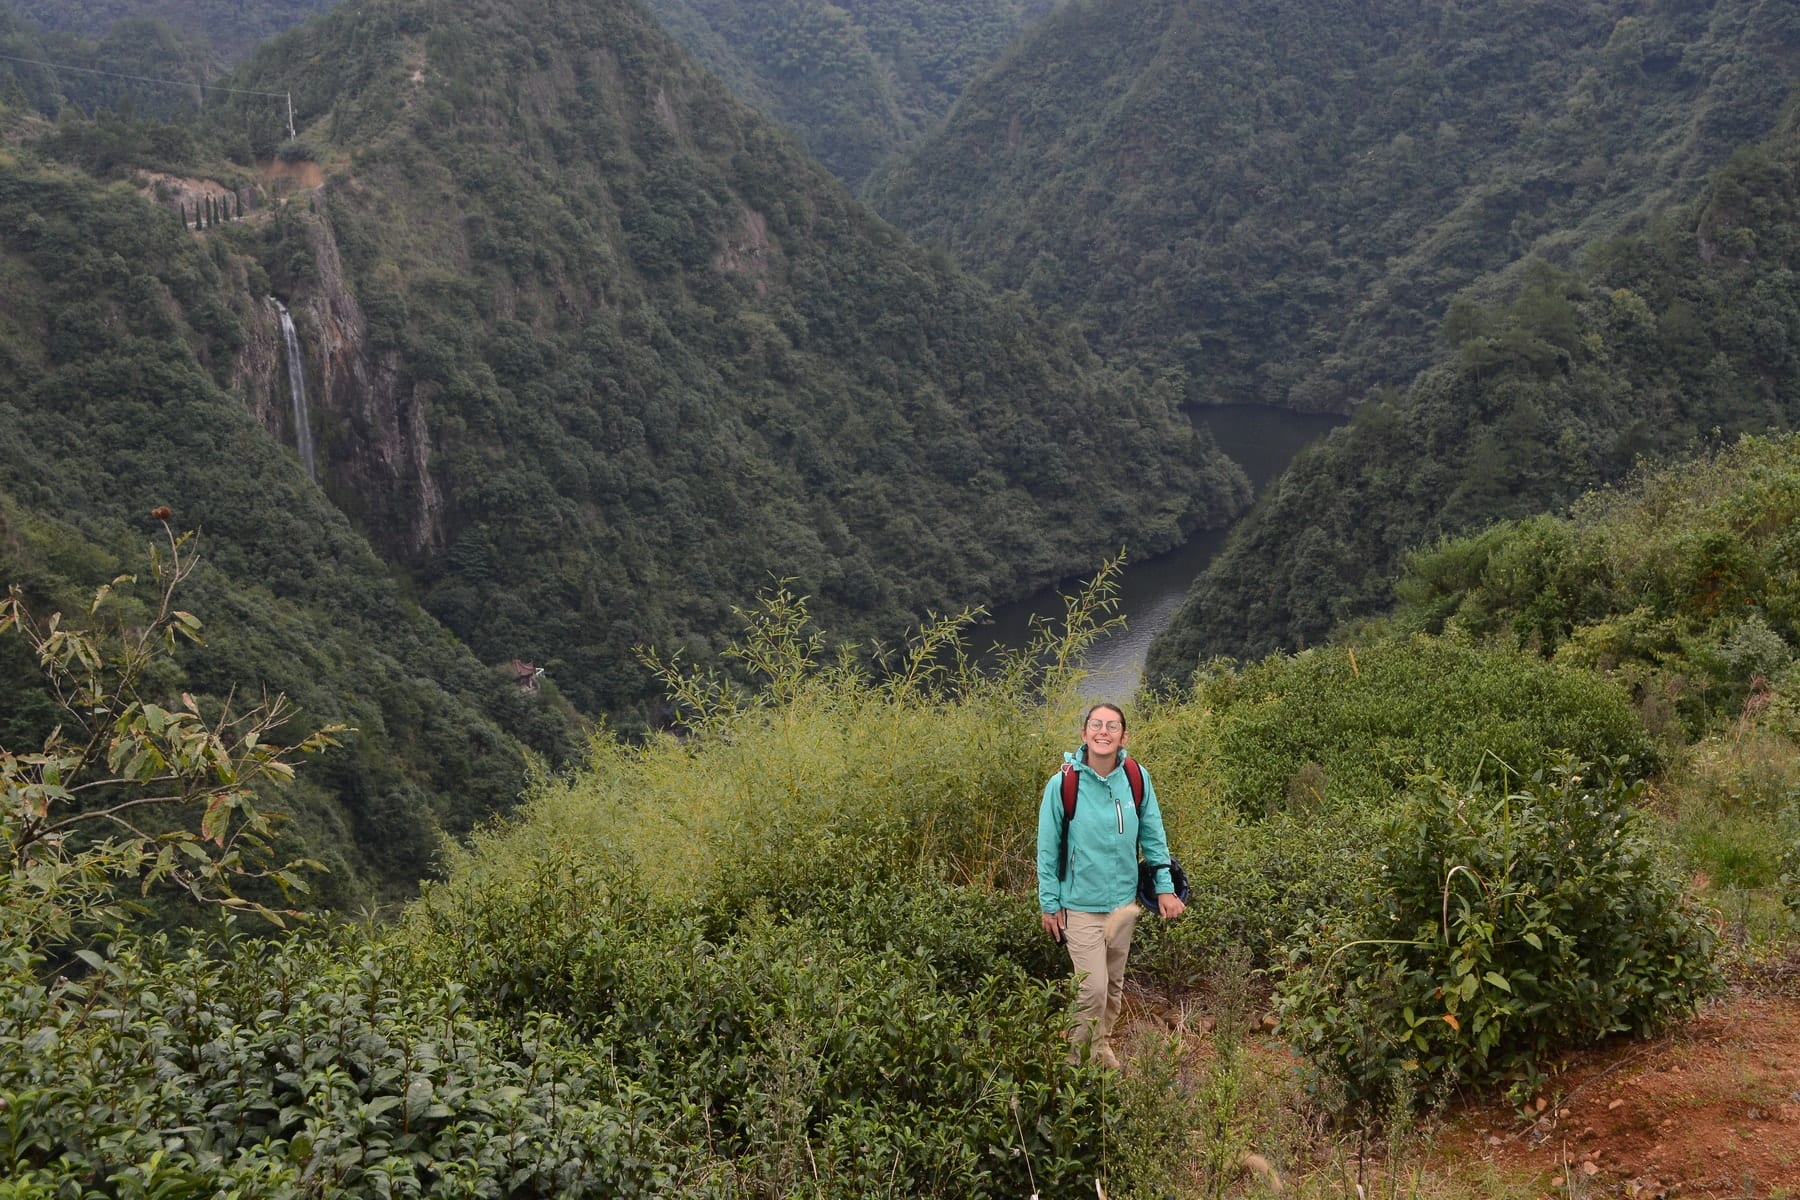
1037;746;1174;914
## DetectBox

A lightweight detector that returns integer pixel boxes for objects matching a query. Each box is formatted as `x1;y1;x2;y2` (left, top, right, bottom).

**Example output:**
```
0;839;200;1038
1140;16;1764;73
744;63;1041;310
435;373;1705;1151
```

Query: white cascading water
270;298;318;483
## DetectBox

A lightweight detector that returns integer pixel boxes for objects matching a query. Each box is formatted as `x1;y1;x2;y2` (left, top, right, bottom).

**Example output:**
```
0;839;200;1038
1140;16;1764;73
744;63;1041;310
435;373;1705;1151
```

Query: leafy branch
0;517;344;945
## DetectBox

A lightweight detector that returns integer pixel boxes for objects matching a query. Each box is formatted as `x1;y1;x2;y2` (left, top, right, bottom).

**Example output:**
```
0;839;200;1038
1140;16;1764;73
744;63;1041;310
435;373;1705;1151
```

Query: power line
0;52;296;136
0;51;289;99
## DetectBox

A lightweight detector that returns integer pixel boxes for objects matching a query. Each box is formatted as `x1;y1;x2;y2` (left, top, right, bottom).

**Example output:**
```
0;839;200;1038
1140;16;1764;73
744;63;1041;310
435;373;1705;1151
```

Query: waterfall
270;298;317;482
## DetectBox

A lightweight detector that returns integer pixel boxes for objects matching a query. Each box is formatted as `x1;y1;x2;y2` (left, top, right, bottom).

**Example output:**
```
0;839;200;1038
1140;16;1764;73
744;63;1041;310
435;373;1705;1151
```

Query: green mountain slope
0;149;576;909
1144;107;1800;688
640;0;1054;189
197;0;1246;722
1391;431;1800;732
5;0;333;63
0;4;225;123
868;0;1797;411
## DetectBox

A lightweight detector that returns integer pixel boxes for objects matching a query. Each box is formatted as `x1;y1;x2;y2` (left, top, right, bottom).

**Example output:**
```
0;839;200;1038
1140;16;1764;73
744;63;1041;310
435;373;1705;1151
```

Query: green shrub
406;870;1121;1198
1177;637;1656;817
0;931;680;1198
1396;435;1800;731
1777;795;1800;918
1276;757;1719;1112
1131;808;1381;982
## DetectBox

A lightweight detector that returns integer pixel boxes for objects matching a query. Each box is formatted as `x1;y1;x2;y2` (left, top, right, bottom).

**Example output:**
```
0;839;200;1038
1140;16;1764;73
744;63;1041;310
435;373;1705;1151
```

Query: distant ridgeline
0;0;1247;904
870;0;1797;411
639;0;1057;190
1145;105;1800;689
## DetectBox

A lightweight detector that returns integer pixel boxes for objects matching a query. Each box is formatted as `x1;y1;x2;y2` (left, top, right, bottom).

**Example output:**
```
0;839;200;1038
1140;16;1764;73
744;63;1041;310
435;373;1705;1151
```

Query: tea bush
1;896;1143;1199
1277;758;1719;1111
419;852;1120;1183
1128;637;1658;984
1131;807;1382;982
0;931;681;1198
1168;637;1655;818
403;861;1122;1197
1395;434;1800;731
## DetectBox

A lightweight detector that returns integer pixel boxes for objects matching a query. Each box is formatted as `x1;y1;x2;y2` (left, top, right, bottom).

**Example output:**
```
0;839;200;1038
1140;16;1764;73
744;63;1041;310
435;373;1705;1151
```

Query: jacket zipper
1115;793;1124;834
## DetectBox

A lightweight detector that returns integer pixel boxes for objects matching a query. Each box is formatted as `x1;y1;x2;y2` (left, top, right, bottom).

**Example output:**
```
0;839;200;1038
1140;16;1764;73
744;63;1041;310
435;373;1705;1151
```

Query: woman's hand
1041;909;1067;942
1157;892;1185;920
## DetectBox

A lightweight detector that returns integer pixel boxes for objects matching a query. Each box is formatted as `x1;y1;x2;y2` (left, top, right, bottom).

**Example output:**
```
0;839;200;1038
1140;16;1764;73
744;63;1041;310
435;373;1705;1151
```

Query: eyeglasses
1084;719;1122;733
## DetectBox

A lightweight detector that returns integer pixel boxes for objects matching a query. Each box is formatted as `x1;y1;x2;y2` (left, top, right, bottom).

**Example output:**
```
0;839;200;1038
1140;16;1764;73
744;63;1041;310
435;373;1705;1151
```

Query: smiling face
1081;703;1128;761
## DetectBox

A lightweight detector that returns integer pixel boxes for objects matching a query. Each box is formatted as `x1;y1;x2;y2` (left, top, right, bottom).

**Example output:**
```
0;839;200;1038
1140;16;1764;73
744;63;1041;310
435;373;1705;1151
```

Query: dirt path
1443;991;1800;1197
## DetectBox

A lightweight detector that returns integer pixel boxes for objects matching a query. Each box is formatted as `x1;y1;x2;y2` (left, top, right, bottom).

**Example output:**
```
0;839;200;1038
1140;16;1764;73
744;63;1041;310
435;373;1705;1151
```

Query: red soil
1443;990;1800;1197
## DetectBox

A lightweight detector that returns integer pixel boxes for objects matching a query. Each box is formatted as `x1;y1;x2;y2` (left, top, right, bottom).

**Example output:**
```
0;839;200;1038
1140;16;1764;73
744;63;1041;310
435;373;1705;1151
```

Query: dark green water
982;405;1346;699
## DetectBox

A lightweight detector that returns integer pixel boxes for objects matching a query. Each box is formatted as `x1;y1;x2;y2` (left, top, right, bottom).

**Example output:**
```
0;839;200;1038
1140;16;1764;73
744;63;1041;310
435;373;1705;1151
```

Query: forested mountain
0;0;1247;900
5;0;333;63
0;156;574;910
869;0;1797;411
0;4;224;122
1145;106;1800;688
1;11;569;918
640;0;1055;189
201;0;1244;721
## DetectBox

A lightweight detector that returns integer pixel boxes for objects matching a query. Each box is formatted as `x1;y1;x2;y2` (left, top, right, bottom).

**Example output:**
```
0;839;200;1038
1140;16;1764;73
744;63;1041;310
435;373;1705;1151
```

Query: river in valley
980;405;1347;700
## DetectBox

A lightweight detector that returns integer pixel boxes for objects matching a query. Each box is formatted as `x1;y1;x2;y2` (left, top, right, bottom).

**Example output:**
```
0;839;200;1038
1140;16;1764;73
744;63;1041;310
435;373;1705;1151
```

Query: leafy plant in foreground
1277;757;1719;1112
0;521;341;948
0;931;678;1198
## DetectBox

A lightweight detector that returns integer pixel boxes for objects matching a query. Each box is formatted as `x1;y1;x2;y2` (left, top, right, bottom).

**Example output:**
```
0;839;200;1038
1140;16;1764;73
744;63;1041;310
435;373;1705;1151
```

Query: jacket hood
1064;745;1119;775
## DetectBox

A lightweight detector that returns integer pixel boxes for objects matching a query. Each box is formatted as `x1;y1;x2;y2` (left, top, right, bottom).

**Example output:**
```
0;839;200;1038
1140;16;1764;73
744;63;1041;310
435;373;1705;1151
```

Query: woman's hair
1082;702;1127;732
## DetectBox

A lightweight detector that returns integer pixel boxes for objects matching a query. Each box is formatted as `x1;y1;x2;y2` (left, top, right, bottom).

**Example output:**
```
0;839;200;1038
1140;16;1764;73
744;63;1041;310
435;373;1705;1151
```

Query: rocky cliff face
230;293;284;435
287;195;446;563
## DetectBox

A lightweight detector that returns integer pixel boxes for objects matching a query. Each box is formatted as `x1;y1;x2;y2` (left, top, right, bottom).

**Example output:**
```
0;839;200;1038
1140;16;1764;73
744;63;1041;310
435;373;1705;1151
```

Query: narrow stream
981;405;1346;699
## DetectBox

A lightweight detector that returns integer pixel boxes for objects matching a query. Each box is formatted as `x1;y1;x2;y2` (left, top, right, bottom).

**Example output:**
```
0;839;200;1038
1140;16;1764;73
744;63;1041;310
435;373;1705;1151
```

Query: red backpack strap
1122;757;1145;813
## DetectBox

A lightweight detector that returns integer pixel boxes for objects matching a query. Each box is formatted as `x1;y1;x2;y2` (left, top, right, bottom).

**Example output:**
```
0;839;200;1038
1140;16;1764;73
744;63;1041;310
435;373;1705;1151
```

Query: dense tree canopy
4;0;334;62
641;0;1055;189
871;0;1796;411
200;0;1247;723
0;162;572;907
1146;107;1800;688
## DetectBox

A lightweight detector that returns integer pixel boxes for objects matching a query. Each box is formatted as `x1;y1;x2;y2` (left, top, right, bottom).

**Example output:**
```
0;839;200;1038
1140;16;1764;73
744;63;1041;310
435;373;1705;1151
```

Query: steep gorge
202;0;1251;720
0;0;1250;903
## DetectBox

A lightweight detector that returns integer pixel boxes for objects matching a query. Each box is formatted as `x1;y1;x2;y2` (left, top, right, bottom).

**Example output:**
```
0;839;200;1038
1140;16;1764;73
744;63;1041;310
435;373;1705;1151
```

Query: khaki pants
1064;905;1139;1058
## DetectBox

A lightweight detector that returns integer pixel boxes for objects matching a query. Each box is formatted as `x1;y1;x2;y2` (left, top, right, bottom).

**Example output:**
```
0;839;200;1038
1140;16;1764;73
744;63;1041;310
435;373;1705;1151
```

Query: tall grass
413;562;1674;1037
427;568;1143;917
1650;720;1800;949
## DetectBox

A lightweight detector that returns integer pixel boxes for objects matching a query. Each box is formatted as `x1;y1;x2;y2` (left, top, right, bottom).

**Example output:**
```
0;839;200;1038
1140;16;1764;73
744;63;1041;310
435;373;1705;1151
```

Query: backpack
1056;758;1190;909
1055;757;1144;882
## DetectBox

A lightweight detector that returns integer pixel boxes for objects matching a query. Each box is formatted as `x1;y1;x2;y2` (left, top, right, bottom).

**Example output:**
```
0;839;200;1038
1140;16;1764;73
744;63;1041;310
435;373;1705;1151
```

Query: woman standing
1037;703;1184;1068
